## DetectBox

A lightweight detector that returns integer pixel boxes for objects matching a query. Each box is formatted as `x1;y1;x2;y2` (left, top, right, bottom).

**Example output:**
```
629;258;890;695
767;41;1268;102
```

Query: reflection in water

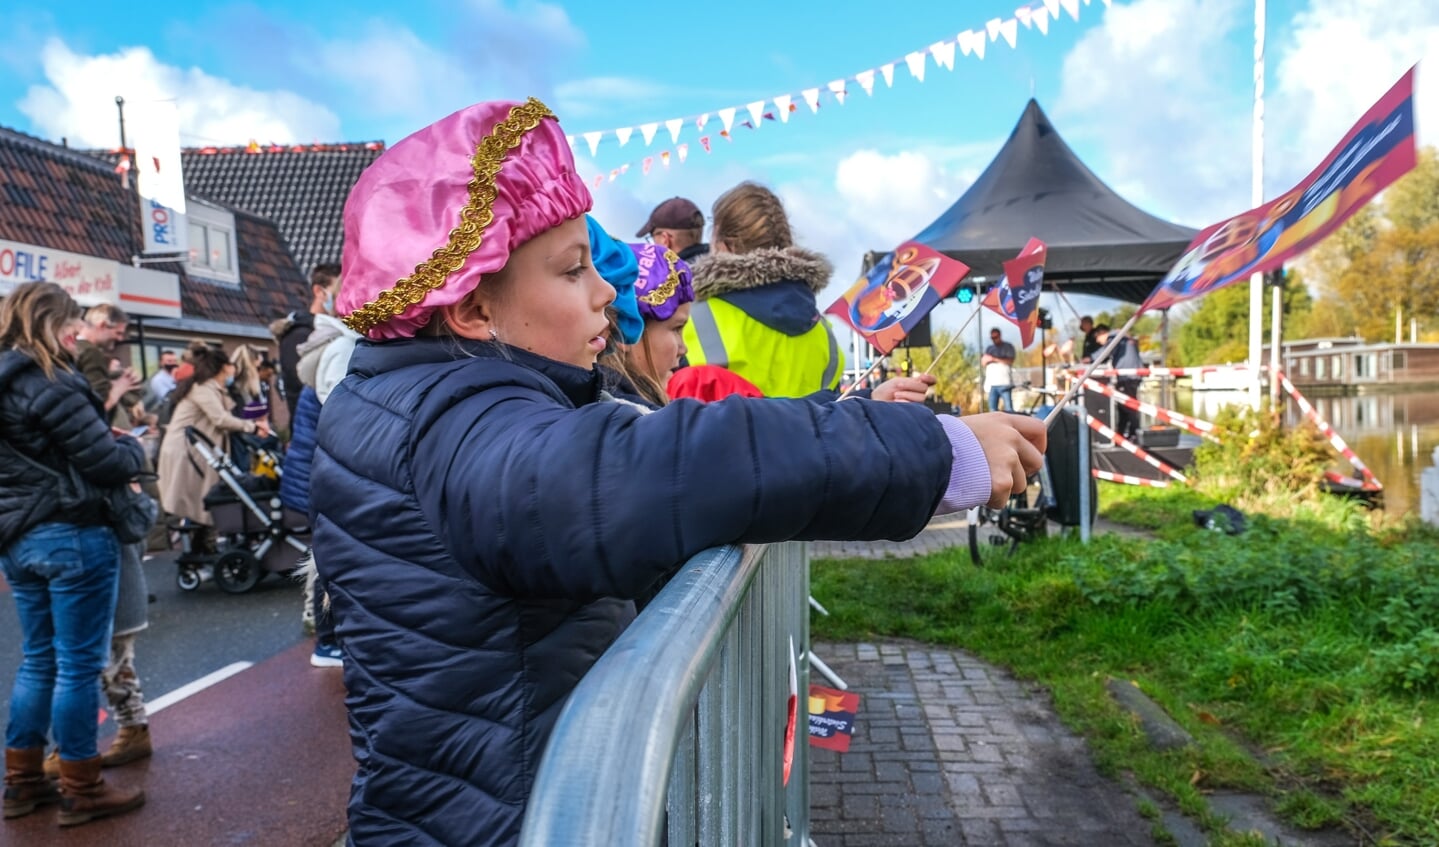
1178;389;1439;517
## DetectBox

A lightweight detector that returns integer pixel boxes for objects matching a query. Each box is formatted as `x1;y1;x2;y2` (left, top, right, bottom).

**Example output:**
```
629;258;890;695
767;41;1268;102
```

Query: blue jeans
987;385;1014;412
2;522;120;759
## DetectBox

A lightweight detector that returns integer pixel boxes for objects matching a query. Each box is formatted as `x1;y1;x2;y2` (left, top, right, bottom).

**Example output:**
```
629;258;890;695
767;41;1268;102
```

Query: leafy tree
901;330;981;410
1172;278;1313;365
1301;147;1439;342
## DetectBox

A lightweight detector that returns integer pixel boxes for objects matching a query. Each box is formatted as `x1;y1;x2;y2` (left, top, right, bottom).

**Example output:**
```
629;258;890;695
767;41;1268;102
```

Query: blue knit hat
586;215;643;344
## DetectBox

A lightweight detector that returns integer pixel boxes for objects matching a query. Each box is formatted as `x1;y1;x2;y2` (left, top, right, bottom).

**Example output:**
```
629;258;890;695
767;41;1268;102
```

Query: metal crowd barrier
519;542;811;847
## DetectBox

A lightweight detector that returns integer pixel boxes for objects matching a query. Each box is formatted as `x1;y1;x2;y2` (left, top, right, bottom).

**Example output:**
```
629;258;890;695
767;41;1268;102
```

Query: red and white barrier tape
1276;372;1383;490
1067;365;1261;379
1083;414;1190;484
1092;469;1171;488
1081;379;1219;438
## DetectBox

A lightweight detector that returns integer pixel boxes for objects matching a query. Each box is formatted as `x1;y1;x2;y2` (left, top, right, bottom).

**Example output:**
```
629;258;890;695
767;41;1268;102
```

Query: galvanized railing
519;542;811;846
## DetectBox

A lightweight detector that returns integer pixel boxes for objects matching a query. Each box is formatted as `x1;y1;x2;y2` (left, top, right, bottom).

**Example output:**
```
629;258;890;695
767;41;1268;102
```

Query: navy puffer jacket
0;350;145;549
279;385;321;514
310;337;954;846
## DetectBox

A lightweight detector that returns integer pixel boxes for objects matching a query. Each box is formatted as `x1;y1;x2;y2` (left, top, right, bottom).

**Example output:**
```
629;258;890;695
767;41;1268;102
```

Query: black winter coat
310;338;953;846
0;350;145;549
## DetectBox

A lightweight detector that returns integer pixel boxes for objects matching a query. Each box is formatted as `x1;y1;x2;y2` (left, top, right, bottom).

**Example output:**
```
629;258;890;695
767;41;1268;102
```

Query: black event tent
871;99;1198;304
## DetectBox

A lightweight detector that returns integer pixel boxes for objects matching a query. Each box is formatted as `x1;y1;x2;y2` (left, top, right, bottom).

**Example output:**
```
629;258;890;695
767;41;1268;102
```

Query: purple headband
627;243;694;322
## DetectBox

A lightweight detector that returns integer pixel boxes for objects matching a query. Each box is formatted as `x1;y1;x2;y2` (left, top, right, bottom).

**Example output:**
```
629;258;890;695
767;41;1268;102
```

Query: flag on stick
825;242;970;355
982;238;1048;348
1142;66;1417;314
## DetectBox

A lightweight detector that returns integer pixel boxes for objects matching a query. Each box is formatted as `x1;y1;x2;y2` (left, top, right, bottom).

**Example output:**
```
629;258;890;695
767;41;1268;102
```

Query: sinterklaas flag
982;238;1047;348
825;241;970;356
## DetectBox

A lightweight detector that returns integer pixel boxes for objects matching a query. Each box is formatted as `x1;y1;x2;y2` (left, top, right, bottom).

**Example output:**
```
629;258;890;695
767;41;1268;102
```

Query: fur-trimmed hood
690;246;832;300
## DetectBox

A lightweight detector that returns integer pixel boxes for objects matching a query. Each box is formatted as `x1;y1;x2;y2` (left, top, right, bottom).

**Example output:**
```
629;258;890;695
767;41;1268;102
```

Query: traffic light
956;286;974;304
1264;266;1287;288
1038;308;1052;330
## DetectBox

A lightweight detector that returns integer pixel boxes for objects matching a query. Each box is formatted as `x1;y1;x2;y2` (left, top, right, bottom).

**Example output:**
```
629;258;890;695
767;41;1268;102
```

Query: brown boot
4;748;60;819
56;756;144;827
101;725;152;768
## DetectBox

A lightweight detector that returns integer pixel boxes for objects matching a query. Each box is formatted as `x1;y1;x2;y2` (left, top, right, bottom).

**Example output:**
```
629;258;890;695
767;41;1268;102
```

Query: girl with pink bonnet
310;97;1046;846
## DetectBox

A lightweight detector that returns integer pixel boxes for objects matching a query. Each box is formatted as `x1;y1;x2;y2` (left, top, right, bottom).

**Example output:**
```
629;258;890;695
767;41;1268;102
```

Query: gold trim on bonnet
342;97;556;335
637;249;683;307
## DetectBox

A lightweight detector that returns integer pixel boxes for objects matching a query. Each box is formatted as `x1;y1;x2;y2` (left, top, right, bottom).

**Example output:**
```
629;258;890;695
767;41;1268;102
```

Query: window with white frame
186;202;239;283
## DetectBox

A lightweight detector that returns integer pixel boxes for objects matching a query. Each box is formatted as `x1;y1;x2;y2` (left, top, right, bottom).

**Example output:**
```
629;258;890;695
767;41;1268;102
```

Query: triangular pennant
802;88;821;112
746;100;765;126
665;118;683;144
696;113;709;131
904;51;926;82
986;18;1003;40
974;36;987;60
827;79;847;105
958;30;975;56
583;132;602;157
643;156;653;175
619;163;629;174
1102;0;1111;6
929;41;956;70
609;168;618;182
640;123;659;146
700;136;712;153
718;107;736;133
1044;0;1061;17
678;143;689;163
661;150;671;167
741;120;754;130
1060;0;1079;19
593;175;603;189
615;127;633;147
762;112;776;121
1000;18;1019;48
773;94;793;121
719;130;732;141
1016;6;1033;27
856;69;876;96
880;63;895;87
1035;11;1050;34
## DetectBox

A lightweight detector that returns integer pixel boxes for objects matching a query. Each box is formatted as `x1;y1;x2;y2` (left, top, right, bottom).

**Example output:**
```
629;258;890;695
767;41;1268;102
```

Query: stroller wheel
177;568;202;591
215;550;262;594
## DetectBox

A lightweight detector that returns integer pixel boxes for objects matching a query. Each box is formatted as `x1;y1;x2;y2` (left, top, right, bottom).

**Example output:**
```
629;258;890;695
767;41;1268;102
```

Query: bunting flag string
573;0;1088;162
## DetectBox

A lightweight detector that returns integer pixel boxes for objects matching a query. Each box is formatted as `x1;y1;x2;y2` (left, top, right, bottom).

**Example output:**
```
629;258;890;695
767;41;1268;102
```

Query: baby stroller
174;427;310;593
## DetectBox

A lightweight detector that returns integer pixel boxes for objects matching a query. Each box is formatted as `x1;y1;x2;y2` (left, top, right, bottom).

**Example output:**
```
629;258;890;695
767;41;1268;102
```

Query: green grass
811;487;1439;844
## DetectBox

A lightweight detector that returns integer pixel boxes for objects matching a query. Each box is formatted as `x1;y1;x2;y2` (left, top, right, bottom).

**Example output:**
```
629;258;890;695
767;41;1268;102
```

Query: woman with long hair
156;343;267;550
0;282;147;826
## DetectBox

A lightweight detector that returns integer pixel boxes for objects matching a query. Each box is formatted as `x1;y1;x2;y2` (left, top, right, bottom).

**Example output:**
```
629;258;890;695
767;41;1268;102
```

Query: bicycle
967;383;1060;567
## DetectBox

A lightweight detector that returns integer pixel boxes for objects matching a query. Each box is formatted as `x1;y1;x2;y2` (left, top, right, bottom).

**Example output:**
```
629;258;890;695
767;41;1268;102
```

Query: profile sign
132;100;189;256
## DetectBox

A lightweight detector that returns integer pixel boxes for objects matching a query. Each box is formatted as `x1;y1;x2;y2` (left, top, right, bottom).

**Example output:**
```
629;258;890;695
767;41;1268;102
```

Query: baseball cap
635;197;704;237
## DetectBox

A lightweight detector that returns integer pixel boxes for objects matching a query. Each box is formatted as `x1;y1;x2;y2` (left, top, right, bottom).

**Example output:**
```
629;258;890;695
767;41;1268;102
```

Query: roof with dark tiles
179;142;385;275
0;125;309;330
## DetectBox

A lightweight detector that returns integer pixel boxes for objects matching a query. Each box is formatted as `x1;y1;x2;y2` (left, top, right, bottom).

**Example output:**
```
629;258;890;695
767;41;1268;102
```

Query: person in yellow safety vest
682;182;843;398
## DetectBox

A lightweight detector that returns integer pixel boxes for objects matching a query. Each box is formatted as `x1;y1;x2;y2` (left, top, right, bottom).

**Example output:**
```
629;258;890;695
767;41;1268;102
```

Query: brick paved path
809;641;1156;847
811;513;971;561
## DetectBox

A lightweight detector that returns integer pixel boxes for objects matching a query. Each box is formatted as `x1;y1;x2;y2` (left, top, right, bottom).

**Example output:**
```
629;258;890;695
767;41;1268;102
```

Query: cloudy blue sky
2;0;1435;334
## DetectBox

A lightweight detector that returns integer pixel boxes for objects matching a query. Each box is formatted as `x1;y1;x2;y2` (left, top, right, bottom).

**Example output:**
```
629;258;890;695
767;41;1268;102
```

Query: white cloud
1271;0;1439;174
1055;0;1251;228
314;26;472;121
18;38;340;148
555;77;674;118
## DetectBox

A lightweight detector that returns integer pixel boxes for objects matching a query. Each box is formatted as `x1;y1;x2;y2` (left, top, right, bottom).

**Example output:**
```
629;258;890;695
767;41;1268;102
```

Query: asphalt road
0;549;310;735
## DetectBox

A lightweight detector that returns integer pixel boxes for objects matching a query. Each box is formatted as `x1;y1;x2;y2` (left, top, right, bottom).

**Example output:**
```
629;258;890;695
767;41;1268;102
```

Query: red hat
635;197;703;237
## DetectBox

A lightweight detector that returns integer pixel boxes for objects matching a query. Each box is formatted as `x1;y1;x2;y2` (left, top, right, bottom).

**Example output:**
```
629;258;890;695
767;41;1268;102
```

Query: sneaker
310;642;344;668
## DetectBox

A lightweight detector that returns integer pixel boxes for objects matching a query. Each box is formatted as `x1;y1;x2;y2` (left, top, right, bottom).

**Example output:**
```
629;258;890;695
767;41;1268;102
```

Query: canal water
1181;389;1439;518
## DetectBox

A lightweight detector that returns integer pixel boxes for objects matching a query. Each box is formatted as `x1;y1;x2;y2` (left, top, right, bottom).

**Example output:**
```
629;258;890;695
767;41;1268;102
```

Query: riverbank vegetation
811;411;1439;843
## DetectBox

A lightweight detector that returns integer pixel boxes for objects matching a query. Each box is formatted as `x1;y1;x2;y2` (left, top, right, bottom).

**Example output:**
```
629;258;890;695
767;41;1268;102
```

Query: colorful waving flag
825;241;970;355
982;238;1048;348
1142;66;1416;314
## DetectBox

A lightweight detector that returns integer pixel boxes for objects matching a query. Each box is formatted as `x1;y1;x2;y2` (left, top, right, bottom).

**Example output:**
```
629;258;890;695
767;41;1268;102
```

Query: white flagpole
1247;0;1266;410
